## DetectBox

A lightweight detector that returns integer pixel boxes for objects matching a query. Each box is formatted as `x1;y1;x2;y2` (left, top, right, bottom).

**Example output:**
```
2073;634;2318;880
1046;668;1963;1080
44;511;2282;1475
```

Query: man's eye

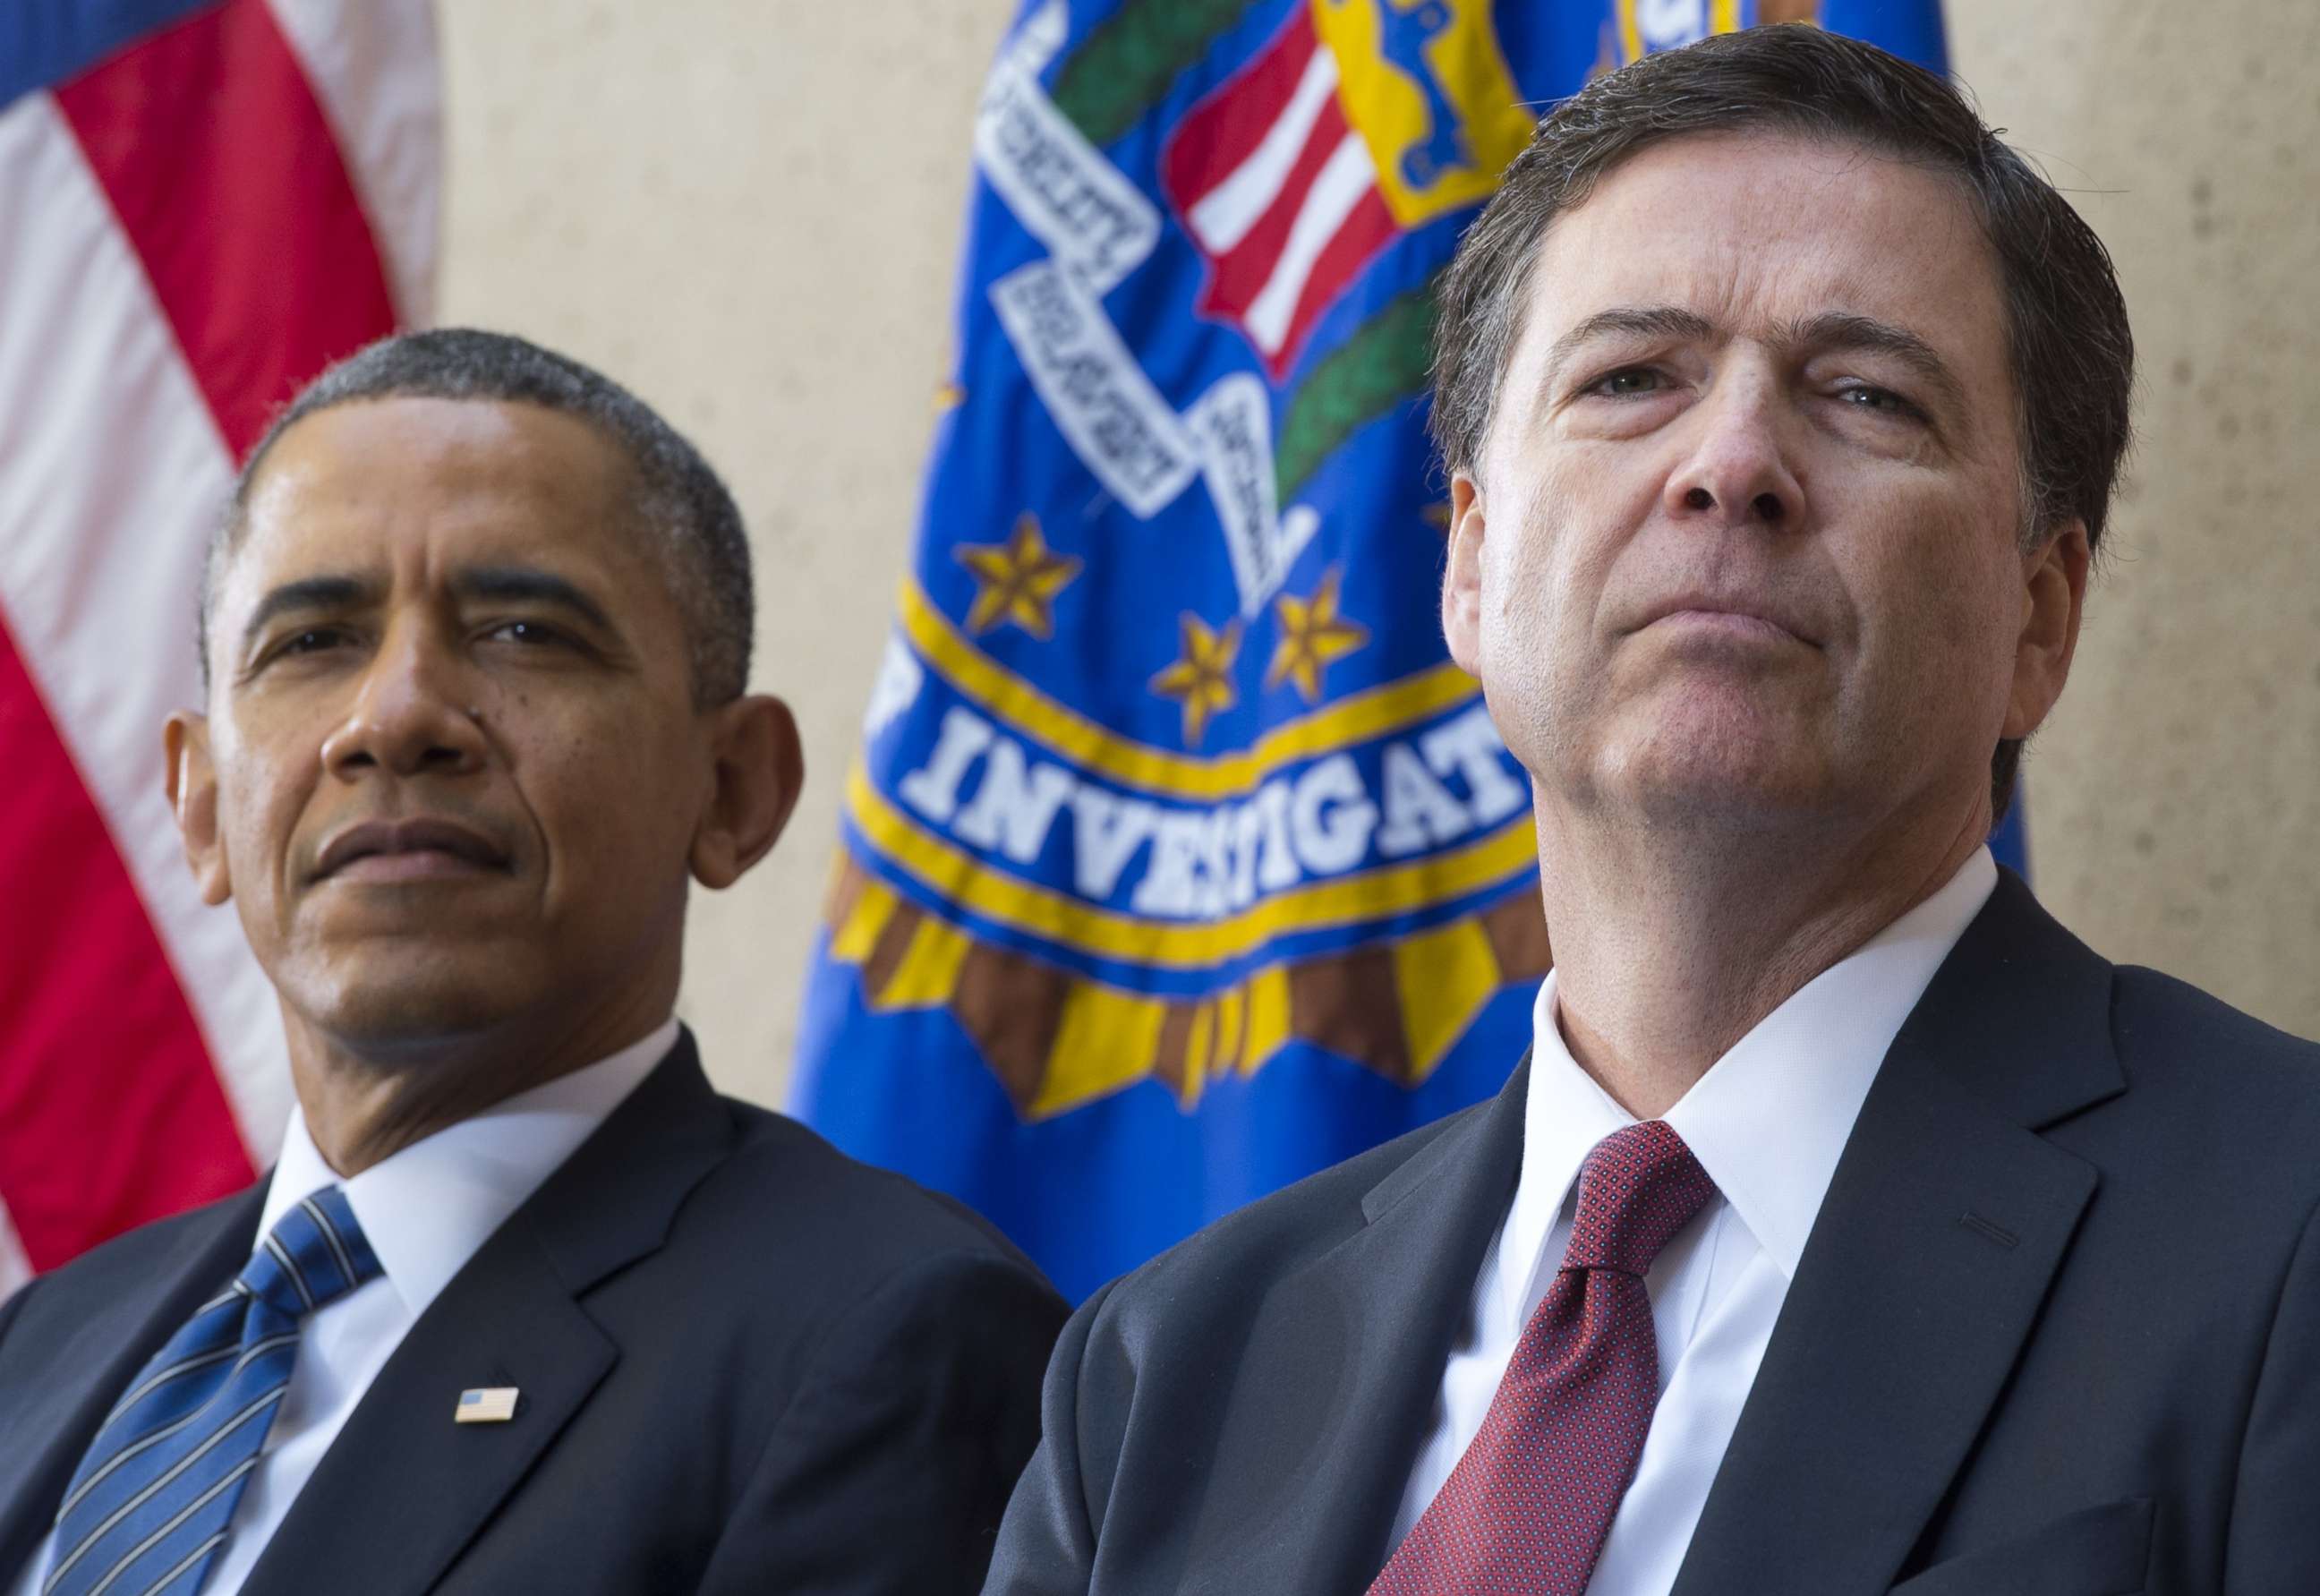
1588;368;1666;398
245;627;354;680
1837;384;1915;416
487;620;563;645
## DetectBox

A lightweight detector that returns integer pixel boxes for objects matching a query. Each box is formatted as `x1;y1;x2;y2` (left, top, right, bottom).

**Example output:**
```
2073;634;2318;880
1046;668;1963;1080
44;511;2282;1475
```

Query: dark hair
202;329;754;705
1430;24;2134;820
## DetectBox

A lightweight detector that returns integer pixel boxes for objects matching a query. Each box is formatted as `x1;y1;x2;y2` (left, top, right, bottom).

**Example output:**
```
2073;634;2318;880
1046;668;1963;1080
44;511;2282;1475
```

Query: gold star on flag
1265;567;1369;704
955;515;1081;640
1151;613;1243;747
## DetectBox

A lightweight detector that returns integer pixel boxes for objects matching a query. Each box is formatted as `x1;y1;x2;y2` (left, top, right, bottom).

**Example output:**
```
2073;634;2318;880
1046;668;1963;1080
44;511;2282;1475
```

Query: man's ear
2003;518;2091;741
689;695;805;890
164;712;233;905
1442;471;1487;675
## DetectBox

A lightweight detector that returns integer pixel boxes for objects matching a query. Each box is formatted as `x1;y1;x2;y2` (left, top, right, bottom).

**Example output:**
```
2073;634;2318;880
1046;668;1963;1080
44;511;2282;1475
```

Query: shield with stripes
1162;0;1531;379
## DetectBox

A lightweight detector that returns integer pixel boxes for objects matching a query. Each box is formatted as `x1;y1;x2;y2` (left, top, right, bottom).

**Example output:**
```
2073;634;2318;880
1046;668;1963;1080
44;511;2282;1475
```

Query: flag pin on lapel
456;1387;519;1423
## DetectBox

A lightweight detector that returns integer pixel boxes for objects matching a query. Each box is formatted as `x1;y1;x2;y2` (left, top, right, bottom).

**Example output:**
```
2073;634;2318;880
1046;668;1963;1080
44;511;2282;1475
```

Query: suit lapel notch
1672;1037;2100;1596
1203;1058;1531;1593
245;1224;616;1596
245;1030;731;1594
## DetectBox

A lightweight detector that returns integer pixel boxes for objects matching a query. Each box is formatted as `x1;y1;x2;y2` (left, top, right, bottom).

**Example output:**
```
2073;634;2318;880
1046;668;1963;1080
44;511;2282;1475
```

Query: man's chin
283;966;544;1066
1590;736;1837;832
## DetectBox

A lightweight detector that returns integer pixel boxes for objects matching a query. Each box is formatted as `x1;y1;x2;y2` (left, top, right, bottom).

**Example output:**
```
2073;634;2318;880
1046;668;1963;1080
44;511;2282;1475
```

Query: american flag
0;0;438;1297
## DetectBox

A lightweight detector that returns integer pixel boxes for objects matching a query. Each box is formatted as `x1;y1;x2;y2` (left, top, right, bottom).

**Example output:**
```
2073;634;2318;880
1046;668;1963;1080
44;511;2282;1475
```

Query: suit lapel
1185;1056;1531;1595
244;1031;737;1596
1671;874;2125;1596
0;1191;261;1577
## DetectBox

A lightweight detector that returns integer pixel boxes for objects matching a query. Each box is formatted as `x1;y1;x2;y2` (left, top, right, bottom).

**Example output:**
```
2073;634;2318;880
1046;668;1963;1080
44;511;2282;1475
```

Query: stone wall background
435;0;2320;1107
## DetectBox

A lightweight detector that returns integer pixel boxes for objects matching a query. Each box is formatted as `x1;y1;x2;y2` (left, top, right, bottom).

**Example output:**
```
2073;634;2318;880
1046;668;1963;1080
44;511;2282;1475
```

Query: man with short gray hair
988;26;2319;1595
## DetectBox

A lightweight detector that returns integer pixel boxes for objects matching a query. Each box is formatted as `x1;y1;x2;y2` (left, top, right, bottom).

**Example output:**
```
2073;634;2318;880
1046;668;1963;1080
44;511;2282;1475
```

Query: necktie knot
238;1187;383;1322
1561;1121;1716;1276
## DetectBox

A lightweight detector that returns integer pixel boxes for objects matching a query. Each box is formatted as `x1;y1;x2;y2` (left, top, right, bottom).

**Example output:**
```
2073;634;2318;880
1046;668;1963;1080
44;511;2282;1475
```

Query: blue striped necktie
44;1187;382;1596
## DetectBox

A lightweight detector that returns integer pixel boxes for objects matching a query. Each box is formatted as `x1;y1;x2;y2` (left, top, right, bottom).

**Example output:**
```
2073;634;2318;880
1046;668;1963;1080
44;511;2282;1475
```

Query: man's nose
1662;374;1805;531
318;624;486;781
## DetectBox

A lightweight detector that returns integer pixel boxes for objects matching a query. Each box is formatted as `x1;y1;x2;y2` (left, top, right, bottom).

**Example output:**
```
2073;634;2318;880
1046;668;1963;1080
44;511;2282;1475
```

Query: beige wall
436;0;2320;1108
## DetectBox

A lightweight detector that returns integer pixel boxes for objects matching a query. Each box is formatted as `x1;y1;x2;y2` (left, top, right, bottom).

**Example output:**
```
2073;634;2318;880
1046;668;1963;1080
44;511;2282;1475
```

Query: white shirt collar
1507;848;1998;1302
260;1018;681;1318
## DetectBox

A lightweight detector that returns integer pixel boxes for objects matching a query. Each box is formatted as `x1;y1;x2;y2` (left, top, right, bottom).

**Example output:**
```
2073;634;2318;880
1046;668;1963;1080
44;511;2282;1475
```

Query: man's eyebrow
238;575;375;656
1782;312;1966;411
1543;306;1721;384
452;566;618;633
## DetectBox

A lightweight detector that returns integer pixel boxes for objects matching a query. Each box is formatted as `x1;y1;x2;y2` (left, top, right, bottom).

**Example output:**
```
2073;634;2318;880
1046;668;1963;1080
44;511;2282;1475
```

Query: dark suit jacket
0;1030;1068;1594
986;872;2320;1595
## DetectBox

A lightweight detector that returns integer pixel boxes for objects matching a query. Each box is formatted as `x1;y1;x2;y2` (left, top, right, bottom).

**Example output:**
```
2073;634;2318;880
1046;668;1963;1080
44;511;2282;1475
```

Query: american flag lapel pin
456;1387;519;1423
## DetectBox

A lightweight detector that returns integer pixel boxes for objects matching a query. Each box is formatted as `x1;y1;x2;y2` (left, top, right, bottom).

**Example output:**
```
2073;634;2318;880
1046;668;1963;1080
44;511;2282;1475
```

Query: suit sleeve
2226;1193;2320;1592
694;1248;1068;1596
982;1277;1121;1595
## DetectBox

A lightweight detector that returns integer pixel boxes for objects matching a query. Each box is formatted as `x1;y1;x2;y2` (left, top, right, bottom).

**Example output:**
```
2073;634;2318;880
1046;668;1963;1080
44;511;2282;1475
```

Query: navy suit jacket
987;872;2320;1594
0;1031;1068;1594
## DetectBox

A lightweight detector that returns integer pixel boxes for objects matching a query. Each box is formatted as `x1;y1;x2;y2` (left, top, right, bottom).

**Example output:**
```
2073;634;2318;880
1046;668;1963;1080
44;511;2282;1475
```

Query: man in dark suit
0;329;1066;1595
987;28;2320;1596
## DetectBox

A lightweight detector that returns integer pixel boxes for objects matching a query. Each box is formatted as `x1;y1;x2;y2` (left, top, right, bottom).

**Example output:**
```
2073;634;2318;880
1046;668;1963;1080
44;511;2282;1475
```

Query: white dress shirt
10;1018;677;1596
1386;850;1997;1594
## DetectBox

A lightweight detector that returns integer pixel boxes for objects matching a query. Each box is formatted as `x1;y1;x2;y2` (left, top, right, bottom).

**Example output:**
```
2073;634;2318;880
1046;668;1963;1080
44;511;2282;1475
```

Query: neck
284;989;674;1176
1537;796;1988;1120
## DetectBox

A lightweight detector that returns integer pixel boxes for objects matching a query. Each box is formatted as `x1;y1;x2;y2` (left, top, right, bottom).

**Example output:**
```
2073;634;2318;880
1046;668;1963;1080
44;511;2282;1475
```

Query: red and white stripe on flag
1161;5;1396;379
0;0;438;1299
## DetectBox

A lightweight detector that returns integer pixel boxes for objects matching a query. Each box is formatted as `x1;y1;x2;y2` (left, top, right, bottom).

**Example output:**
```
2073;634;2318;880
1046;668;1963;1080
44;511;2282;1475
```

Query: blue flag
794;0;1990;1304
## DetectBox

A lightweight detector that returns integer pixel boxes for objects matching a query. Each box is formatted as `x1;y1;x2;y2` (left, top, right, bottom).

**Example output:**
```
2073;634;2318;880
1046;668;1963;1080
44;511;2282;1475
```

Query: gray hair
1430;24;2136;818
202;328;754;705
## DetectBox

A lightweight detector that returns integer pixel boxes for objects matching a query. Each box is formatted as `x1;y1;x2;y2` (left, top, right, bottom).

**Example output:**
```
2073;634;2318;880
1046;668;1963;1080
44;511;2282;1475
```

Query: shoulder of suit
0;1186;251;1336
674;1093;1053;1288
2111;964;2320;1076
1086;1096;1492;1326
2070;965;2320;1222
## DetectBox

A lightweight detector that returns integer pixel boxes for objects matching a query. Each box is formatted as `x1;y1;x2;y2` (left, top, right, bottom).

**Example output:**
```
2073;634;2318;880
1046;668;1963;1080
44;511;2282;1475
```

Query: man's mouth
1633;592;1821;649
311;817;512;883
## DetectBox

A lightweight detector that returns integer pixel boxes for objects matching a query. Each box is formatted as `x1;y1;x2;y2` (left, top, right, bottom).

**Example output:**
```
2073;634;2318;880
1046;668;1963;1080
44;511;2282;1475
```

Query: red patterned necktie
1370;1120;1719;1596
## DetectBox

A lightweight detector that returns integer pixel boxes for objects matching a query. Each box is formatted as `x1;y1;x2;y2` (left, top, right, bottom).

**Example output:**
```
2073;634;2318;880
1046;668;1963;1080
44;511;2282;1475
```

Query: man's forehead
228;396;647;590
1522;130;2001;346
248;395;631;516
